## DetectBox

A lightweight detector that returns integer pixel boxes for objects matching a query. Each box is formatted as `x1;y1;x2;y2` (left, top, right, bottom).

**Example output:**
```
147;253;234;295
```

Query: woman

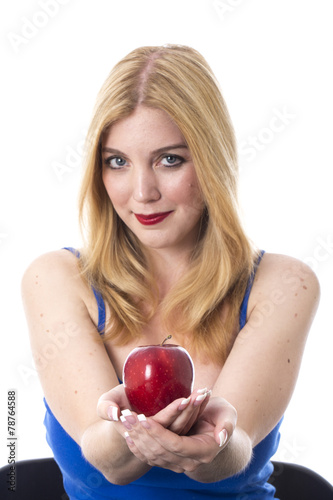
22;45;320;499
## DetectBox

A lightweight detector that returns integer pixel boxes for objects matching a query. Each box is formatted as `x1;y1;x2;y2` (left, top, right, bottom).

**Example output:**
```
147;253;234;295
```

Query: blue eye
161;155;184;167
104;156;127;169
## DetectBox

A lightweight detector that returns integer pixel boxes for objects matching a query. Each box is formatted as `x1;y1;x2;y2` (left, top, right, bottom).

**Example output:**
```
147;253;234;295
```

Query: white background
1;0;332;486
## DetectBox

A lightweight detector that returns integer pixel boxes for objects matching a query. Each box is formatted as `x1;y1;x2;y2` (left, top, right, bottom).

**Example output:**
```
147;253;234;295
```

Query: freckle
288;359;290;363
40;313;43;317
300;278;304;282
74;390;78;394
46;329;49;332
35;282;38;285
295;293;298;297
294;313;298;318
303;286;307;290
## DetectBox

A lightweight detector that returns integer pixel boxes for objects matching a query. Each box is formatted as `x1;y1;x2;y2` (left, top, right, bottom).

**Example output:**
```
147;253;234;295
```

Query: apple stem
161;335;172;346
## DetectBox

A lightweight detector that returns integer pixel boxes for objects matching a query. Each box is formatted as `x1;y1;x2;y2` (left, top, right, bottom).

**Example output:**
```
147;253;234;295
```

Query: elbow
102;473;133;486
81;438;146;486
82;450;131;486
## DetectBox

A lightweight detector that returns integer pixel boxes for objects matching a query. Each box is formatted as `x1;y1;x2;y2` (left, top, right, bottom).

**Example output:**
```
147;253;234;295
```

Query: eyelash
160;154;184;168
103;156;127;169
103;154;185;170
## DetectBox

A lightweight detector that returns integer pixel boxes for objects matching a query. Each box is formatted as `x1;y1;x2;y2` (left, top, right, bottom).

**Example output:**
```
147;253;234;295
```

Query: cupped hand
152;387;211;435
97;387;237;472
118;411;220;473
97;385;211;436
121;395;237;472
189;396;237;448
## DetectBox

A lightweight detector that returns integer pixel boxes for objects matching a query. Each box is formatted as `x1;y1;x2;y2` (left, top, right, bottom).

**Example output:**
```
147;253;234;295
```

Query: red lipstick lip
134;211;173;226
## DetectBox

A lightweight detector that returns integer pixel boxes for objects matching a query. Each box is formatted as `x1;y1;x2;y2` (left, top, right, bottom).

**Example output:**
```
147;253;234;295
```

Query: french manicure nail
137;414;150;429
219;429;228;448
179;396;191;409
194;393;207;405
108;406;119;421
124;431;134;445
121;409;136;425
121;409;133;417
120;415;132;430
197;388;208;394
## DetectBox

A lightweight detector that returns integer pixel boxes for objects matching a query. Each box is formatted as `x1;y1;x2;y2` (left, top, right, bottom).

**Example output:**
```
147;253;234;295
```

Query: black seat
0;457;68;499
269;460;333;499
0;457;332;499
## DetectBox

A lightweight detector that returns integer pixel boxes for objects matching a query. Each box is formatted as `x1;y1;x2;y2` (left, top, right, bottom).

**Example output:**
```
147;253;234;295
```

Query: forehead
102;106;186;148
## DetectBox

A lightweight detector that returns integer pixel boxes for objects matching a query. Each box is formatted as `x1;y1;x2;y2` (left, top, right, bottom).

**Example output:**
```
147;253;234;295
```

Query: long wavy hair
78;44;259;364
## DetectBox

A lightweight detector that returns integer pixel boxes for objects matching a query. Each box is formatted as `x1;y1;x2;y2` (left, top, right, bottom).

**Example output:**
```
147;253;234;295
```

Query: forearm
81;419;151;485
185;427;252;483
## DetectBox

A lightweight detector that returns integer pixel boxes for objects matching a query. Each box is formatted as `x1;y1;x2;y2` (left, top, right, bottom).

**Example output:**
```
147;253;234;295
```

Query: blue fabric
44;248;281;499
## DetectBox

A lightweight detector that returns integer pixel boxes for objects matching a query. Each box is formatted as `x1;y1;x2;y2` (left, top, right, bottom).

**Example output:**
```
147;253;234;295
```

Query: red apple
123;335;194;416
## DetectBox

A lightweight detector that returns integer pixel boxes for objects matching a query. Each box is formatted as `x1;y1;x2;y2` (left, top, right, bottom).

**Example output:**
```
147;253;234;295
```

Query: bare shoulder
21;248;83;295
254;252;320;291
21;248;96;327
248;252;320;322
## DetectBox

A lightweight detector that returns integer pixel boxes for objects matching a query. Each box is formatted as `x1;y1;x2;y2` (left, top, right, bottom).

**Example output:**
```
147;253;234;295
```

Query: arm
21;250;150;485
186;253;320;482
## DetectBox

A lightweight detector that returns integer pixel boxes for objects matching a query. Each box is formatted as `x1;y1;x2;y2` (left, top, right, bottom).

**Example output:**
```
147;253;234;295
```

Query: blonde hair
79;44;258;364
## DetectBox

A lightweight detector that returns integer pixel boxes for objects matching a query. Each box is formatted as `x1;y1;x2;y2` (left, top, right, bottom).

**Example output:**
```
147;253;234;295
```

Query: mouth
134;211;173;226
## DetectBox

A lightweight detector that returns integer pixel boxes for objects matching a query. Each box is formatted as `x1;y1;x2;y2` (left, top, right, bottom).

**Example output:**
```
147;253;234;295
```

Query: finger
97;398;119;421
125;417;202;472
168;389;212;435
96;384;129;421
152;387;211;429
152;396;189;427
146;419;220;466
210;402;237;448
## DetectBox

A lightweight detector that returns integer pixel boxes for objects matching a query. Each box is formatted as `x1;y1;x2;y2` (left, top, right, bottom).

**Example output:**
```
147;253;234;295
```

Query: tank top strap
62;247;106;335
239;250;265;330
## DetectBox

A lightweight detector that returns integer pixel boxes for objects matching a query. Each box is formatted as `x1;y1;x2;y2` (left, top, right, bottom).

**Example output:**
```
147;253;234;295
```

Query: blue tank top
43;248;282;499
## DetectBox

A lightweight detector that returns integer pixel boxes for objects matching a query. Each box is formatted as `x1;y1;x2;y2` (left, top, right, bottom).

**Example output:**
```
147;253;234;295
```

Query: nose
132;167;161;203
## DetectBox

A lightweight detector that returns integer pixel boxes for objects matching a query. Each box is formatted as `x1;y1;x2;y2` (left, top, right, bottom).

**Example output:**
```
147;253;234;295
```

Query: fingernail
121;409;132;417
121;409;136;425
219;429;228;448
178;397;191;410
124;431;134;445
194;392;207;406
120;415;132;430
138;414;150;429
107;406;119;421
197;388;208;394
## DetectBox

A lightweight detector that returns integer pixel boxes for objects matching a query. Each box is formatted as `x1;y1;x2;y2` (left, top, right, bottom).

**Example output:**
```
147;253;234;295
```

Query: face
101;106;205;256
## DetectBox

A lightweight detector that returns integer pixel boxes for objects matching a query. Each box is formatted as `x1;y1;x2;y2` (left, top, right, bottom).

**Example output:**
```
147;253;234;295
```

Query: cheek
103;173;128;207
189;183;205;210
166;169;204;210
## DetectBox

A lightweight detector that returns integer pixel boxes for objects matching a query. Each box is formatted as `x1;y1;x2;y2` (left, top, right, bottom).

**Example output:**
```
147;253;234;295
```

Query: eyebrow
101;144;188;156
